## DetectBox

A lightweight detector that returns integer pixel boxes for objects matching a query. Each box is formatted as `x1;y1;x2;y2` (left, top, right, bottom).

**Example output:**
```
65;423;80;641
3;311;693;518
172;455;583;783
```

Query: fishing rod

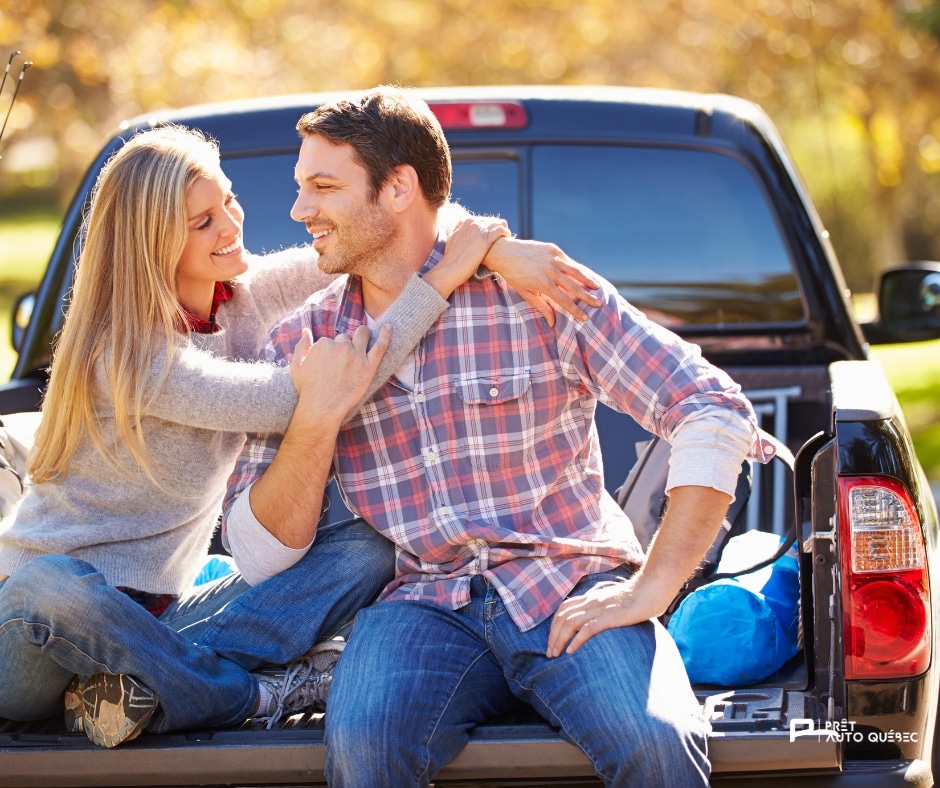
0;51;32;157
0;51;20;97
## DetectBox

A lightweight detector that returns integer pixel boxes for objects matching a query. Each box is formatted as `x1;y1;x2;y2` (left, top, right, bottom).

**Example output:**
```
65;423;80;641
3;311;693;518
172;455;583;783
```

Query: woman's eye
196;217;211;231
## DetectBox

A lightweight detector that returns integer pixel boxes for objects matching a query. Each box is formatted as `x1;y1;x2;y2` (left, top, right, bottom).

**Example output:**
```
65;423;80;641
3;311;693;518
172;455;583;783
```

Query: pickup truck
2;85;940;787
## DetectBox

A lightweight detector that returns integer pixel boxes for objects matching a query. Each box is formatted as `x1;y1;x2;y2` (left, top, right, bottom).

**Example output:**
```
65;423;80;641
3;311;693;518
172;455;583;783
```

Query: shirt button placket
416;386;446;515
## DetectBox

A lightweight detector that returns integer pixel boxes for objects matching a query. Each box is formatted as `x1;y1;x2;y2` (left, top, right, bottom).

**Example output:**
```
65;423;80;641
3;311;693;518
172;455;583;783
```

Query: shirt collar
337;238;446;334
180;281;233;334
419;234;447;276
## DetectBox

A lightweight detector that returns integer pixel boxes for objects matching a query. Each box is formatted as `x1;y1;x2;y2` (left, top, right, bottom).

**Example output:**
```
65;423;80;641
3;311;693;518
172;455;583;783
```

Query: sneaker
63;673;157;748
253;639;345;729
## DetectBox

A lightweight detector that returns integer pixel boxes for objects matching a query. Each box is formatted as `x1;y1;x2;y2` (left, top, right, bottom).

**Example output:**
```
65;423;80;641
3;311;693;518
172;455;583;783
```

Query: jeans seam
419;648;492;784
510;673;617;783
1;616;109;674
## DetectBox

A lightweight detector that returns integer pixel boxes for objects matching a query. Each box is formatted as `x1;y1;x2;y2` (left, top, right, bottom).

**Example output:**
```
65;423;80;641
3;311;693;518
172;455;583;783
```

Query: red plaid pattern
226;240;765;631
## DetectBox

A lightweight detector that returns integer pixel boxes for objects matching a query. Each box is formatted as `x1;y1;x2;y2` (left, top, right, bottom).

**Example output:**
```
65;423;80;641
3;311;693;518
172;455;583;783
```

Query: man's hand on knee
546;577;659;657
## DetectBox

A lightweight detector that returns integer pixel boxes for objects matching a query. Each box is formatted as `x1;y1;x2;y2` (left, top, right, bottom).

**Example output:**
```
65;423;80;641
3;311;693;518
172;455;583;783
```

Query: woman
0;126;599;746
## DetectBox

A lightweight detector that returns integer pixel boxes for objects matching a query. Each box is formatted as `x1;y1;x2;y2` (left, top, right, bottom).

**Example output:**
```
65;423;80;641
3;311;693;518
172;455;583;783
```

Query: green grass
0;212;59;380
870;339;940;483
0;213;937;481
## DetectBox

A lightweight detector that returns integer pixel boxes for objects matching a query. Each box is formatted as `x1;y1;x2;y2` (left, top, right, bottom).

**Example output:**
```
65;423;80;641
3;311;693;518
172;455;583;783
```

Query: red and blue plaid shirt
180;281;233;334
225;240;765;631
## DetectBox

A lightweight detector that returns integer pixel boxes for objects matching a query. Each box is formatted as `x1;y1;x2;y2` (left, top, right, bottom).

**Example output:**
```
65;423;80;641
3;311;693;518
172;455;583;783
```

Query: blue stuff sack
666;531;800;686
194;554;237;586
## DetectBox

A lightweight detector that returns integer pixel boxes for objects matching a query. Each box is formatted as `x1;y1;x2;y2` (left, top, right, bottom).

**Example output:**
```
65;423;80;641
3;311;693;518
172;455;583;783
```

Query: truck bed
0;663;837;788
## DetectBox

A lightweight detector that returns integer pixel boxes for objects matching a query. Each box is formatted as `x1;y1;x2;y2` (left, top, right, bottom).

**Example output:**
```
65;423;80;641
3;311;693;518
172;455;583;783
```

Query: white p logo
789;718;816;742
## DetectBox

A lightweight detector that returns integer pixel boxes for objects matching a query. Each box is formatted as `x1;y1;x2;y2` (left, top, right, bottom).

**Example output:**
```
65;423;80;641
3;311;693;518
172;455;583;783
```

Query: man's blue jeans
0;518;394;733
325;570;710;788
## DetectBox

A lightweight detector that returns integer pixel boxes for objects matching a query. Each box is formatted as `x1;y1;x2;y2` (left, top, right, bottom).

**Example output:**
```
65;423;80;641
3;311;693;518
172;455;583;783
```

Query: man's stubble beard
315;197;397;281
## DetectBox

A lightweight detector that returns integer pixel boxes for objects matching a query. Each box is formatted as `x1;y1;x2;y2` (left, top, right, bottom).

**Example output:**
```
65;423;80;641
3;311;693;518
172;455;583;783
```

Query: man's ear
384;165;420;213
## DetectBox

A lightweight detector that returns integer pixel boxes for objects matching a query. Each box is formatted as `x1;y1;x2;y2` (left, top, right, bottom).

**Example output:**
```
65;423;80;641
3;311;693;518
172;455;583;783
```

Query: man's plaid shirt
225;240;766;632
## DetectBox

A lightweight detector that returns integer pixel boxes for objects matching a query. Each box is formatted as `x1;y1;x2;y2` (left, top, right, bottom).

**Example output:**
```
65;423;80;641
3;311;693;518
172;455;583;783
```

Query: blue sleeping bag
666;531;800;686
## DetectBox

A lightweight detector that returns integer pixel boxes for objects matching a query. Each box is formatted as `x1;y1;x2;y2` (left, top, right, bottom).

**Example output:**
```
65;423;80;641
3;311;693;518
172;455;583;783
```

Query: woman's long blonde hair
29;125;222;485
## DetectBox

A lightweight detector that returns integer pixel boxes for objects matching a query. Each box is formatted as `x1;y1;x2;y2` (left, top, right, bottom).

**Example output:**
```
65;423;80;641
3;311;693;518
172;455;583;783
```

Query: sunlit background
0;0;938;479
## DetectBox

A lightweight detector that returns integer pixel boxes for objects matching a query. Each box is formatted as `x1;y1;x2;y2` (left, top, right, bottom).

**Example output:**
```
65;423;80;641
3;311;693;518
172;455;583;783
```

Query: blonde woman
0;126;599;747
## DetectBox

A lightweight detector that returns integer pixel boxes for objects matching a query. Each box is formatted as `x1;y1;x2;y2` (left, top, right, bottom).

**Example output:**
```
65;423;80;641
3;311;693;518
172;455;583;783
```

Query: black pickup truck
2;86;940;787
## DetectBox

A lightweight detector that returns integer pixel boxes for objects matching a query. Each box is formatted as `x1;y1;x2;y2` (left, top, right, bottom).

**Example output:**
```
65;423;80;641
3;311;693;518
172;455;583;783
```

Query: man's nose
290;190;317;223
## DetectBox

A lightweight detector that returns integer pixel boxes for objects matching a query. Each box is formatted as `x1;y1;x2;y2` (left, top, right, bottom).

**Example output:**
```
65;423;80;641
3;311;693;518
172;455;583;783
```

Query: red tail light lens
840;476;930;680
428;102;528;130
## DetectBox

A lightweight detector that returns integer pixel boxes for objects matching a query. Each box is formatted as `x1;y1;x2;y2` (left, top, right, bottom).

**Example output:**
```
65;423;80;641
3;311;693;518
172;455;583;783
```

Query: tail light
428;101;528;130
840;476;931;680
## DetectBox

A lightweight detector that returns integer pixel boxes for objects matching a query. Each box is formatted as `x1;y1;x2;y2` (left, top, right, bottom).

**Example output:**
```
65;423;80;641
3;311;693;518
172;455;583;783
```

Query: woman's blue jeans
0;518;394;733
325;570;710;788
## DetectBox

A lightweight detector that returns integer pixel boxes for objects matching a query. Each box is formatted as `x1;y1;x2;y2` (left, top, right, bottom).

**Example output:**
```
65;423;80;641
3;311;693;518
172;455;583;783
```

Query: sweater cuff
371;274;448;342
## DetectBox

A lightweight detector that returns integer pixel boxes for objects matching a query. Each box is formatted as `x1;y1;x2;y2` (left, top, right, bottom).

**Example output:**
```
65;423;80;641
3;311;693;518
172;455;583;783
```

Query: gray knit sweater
0;251;448;594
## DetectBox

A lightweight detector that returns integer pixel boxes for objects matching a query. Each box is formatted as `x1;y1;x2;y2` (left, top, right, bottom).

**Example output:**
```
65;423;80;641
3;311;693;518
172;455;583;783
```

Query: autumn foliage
2;0;940;291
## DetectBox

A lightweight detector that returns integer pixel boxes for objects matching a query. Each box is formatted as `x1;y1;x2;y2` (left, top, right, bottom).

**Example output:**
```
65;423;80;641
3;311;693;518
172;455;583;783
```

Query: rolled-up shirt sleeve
221;427;303;584
223;480;315;586
664;408;755;499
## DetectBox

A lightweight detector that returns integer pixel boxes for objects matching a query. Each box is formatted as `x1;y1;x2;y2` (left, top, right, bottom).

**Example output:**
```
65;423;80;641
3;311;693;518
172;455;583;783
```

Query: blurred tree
1;0;939;292
905;0;940;40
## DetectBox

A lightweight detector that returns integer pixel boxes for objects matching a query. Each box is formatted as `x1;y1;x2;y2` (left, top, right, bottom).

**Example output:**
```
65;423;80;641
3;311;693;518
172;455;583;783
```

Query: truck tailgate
0;688;839;787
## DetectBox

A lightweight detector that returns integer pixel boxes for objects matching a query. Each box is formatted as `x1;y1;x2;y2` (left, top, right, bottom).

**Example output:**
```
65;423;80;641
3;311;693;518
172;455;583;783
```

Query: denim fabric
0;518;394;733
325;570;710;788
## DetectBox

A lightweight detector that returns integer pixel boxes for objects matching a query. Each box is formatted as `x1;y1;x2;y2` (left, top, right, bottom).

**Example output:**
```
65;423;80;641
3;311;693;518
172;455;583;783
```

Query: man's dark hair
297;86;451;208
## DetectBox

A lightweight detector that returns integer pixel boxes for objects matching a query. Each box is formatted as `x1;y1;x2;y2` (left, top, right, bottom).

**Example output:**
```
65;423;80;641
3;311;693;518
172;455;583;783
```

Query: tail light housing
840;476;931;680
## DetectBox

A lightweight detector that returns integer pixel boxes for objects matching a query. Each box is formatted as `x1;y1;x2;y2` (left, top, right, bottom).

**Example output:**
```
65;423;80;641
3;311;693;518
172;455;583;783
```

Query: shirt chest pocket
452;372;534;471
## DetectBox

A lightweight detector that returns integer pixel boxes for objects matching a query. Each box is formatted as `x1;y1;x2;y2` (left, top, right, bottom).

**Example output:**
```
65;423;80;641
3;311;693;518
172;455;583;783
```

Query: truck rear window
223;153;309;253
222;144;804;329
224;153;522;254
531;145;804;328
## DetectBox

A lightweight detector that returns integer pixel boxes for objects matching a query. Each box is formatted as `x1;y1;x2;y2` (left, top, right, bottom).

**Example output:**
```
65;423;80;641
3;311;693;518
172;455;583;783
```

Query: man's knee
327;636;416;755
325;698;397;769
309;519;396;592
325;704;373;752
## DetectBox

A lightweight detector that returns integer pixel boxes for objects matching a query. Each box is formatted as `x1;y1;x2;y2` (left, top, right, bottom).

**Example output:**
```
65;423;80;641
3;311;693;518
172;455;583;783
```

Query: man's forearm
247;402;343;548
246;323;392;547
634;484;731;616
545;483;732;657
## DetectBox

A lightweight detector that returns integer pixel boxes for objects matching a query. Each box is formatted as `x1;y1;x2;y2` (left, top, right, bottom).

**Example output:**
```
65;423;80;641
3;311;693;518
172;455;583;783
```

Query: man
223;87;771;787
